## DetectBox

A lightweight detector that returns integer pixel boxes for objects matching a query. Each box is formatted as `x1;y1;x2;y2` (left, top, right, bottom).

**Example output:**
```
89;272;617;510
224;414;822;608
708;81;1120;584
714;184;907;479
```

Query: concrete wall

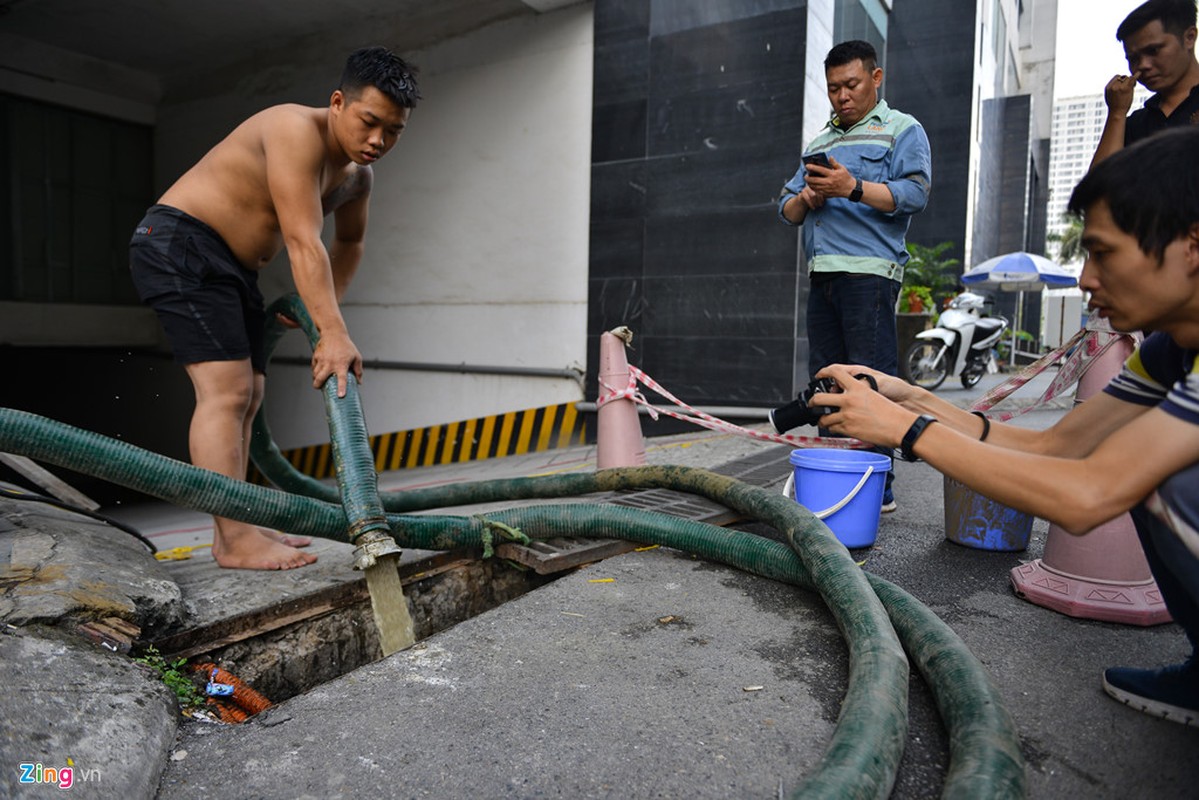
146;7;596;449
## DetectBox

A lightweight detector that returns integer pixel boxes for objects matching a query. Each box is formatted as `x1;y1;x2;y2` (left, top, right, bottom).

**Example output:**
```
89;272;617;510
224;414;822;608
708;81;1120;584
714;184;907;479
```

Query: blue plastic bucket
943;476;1032;551
790;449;891;548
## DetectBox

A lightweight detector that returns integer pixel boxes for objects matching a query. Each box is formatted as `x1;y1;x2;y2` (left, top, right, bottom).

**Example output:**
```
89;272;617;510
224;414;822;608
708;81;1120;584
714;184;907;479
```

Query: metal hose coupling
351;525;403;571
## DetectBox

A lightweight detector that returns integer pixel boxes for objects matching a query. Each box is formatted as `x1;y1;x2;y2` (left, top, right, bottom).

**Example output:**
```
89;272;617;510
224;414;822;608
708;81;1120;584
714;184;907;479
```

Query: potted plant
897;241;959;357
899;285;934;314
904;241;962;310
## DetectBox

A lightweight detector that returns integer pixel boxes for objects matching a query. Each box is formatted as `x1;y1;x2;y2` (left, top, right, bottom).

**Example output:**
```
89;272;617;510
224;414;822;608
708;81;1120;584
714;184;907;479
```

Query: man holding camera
777;39;932;512
815;127;1199;727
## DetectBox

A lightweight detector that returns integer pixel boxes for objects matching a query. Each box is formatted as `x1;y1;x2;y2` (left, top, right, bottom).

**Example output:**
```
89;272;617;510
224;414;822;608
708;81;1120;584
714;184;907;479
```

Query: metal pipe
271;355;584;387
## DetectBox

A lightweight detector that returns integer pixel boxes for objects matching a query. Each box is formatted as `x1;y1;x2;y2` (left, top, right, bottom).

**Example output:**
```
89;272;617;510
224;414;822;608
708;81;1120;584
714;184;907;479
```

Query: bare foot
211;519;318;570
258;527;313;548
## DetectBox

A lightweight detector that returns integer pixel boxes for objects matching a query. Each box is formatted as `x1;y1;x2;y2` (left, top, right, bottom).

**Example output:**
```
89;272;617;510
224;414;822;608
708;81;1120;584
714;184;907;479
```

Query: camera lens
769;399;809;434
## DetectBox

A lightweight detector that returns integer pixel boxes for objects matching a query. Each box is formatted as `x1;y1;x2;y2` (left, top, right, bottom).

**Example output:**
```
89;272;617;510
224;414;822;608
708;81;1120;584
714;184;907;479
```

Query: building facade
886;0;1058;339
1046;88;1150;258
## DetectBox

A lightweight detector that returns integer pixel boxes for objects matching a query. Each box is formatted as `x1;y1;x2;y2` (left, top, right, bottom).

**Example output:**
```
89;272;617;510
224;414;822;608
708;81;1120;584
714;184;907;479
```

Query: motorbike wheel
960;370;983;389
903;341;948;390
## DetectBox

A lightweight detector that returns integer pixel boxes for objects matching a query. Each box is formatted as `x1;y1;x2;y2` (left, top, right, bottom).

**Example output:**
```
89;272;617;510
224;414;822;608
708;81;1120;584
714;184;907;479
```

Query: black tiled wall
883;0;976;266
974;94;1034;264
589;0;810;408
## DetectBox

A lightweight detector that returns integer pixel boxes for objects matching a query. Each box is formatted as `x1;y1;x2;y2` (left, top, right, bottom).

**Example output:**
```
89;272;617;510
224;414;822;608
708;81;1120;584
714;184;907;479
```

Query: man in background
1092;0;1199;167
777;39;932;512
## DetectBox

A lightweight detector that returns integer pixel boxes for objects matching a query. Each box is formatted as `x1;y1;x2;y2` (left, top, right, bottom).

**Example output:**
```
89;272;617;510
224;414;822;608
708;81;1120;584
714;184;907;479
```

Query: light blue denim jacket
778;99;932;283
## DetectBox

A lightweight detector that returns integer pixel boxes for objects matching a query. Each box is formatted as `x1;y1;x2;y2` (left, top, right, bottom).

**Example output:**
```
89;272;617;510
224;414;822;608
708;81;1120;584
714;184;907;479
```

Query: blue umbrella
961;251;1078;291
960;252;1078;365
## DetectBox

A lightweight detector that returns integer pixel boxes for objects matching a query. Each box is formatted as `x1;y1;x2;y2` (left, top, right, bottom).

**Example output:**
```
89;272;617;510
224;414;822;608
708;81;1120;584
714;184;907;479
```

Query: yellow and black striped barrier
253;402;587;482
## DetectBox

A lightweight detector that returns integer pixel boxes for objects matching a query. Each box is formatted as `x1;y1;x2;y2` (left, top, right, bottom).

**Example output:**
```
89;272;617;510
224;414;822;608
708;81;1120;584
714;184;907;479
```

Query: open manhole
136;448;793;710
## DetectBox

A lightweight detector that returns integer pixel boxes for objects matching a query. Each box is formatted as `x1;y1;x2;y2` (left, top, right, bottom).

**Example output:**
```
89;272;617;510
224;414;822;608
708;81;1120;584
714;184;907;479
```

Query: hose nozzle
351;527;402;571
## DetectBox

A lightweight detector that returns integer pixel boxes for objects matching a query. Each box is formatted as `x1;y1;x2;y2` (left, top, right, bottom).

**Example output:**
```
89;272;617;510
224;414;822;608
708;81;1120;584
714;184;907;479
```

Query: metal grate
604;445;793;525
499;446;795;573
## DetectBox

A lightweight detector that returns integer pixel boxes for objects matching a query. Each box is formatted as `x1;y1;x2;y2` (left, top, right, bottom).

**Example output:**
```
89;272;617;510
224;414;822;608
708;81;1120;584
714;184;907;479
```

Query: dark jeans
808;272;901;495
807;271;901;379
1132;503;1199;658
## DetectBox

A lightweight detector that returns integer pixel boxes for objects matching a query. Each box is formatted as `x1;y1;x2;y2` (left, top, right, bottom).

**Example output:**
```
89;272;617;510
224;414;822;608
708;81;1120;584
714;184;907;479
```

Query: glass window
834;0;889;67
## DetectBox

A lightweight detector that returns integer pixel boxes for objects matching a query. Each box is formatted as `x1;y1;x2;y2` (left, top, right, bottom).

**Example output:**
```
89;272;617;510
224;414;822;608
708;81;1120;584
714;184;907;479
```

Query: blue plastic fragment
206;668;234;697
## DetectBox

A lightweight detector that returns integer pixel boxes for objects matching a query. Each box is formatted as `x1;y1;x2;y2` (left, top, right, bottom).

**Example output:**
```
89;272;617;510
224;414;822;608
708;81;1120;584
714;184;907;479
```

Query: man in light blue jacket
778;39;932;512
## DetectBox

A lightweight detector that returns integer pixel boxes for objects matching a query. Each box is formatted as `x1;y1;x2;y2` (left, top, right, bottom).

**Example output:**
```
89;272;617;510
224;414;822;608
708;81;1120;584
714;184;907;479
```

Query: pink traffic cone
1010;321;1170;625
596;327;646;469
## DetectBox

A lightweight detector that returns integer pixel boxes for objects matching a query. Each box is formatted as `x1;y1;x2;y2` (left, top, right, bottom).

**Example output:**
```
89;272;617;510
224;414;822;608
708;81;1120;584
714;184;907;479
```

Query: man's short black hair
1117;0;1197;42
1068;127;1199;260
825;40;878;72
341;46;422;108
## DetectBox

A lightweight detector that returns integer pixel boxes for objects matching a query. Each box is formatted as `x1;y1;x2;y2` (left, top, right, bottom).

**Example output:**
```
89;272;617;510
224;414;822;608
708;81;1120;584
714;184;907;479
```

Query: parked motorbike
902;291;1007;390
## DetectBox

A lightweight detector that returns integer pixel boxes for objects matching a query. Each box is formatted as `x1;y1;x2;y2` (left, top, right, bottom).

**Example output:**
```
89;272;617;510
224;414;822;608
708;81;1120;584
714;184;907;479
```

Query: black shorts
129;205;267;373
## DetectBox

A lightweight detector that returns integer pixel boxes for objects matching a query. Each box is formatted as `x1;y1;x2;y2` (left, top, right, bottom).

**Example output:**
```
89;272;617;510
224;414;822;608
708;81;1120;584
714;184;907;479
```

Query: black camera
769;377;837;433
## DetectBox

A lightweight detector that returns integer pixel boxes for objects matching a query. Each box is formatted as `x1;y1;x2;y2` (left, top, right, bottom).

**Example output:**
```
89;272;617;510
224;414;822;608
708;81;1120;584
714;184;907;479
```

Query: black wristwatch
899;415;937;462
849;177;864;203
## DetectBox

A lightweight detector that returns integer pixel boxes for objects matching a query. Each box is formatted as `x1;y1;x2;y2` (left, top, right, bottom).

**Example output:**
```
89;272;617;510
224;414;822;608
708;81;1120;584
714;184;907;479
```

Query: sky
1053;0;1138;99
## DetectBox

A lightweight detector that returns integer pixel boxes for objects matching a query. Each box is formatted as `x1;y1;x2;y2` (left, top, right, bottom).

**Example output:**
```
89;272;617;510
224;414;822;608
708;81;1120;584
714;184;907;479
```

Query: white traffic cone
596;327;646;469
1010;321;1170;625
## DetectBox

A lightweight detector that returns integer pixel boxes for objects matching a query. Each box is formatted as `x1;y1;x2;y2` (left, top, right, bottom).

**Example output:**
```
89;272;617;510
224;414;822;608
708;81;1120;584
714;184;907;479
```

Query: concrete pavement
3;367;1199;798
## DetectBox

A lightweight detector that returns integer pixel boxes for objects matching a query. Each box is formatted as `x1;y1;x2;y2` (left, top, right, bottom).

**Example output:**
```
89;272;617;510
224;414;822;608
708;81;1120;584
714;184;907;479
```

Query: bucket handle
782;466;875;520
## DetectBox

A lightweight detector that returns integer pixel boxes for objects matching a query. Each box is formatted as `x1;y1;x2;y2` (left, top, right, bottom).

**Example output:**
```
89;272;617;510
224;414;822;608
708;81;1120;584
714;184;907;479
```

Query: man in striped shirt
813;126;1199;728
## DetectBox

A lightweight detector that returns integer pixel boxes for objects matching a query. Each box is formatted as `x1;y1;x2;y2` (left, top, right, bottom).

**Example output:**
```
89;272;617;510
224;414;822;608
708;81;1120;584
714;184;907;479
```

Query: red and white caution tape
600;312;1135;449
970;314;1140;422
599;366;870;450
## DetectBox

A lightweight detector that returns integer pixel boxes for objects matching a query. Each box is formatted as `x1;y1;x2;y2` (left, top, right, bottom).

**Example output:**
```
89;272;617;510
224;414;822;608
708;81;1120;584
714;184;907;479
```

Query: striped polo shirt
1105;330;1199;559
778;99;932;283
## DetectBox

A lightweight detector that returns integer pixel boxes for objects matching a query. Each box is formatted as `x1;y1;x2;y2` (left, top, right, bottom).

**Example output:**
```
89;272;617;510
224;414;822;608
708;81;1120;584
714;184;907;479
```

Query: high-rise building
1046;89;1150;260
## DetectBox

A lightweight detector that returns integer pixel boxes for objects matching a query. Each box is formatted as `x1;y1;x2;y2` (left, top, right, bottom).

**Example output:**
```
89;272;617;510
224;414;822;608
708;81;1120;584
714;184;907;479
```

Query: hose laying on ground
251;296;1016;797
0;406;1026;799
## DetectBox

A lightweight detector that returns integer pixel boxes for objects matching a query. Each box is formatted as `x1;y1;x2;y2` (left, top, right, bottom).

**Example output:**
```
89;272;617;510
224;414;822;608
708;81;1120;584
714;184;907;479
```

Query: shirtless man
130;47;420;570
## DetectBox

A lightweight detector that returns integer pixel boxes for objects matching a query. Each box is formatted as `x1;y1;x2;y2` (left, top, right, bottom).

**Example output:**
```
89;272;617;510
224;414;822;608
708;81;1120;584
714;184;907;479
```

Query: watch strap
900;415;937;462
849;177;864;202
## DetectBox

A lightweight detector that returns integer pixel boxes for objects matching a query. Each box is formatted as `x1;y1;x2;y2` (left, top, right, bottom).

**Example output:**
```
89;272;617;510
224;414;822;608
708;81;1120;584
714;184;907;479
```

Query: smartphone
803;152;831;169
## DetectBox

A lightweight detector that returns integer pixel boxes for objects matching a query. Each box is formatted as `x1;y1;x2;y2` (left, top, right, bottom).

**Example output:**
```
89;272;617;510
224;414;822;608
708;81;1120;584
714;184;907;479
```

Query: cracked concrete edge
1;497;186;635
0;626;180;800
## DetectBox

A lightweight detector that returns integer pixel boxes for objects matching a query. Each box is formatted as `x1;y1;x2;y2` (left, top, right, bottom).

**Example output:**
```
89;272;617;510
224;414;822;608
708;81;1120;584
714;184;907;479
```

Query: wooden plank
0;452;101;511
495;537;639;575
148;550;479;660
76;617;141;654
148;580;371;661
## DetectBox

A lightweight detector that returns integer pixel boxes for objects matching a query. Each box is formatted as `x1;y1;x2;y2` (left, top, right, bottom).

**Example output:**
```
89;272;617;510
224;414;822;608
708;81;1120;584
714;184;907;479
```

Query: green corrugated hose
0;294;1025;799
264;296;395;562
